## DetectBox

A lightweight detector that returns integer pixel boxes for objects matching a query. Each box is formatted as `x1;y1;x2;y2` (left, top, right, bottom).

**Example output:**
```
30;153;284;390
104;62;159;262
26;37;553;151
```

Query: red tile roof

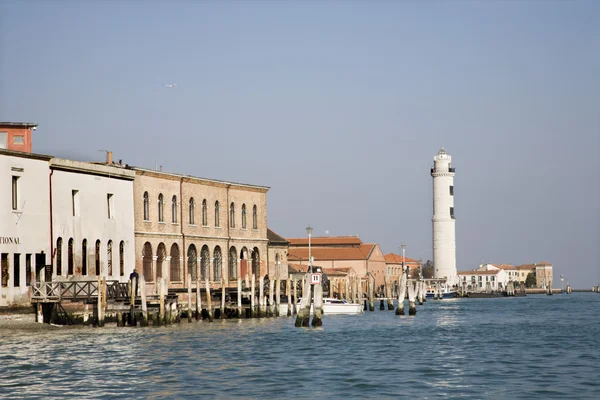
458;270;500;275
287;236;363;246
384;253;420;264
288;244;374;261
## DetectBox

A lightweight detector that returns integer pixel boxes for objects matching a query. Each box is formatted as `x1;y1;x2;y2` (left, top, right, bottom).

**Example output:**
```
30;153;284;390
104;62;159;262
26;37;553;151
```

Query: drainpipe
180;177;185;285
49;168;54;279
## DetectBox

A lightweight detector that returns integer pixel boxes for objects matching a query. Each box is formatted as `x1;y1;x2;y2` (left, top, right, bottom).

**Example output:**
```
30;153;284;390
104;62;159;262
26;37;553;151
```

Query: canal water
1;293;599;399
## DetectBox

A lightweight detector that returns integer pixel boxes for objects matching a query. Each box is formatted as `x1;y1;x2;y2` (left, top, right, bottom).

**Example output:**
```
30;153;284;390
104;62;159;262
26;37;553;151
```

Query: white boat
279;298;364;315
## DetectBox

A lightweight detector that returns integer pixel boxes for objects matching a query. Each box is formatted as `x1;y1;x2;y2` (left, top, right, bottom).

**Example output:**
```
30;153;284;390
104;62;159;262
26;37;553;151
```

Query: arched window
67;238;73;275
189;198;195;225
170;243;180;282
241;204;247;229
143;191;149;221
214;201;220;227
81;239;87;275
158;194;164;222
229;202;235;228
229;247;237;280
156;243;166;279
200;245;210;280
213;246;222;281
142;242;153;281
172;195;178;223
252;205;258;229
107;240;113;276
119;241;124;276
251;247;259;276
95;240;101;275
56;237;63;276
202;199;207;226
188;244;198;280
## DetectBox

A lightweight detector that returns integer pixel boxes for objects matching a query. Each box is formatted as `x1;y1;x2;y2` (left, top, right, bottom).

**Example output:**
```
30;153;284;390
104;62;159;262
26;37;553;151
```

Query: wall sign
0;237;20;244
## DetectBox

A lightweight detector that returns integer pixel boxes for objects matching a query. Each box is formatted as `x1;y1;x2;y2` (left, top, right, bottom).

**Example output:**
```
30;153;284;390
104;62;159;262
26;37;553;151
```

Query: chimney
107;151;113;164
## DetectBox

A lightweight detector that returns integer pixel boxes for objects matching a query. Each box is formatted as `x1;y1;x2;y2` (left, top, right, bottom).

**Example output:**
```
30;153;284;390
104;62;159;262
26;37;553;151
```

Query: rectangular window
26;254;32;286
107;193;114;219
13;254;20;287
449;185;454;196
1;254;8;287
13;135;24;145
12;176;19;210
0;132;6;149
72;190;79;216
450;207;455;219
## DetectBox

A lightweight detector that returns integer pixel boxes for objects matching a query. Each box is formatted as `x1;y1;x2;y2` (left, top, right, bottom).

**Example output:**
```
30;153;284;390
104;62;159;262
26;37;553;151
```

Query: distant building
515;262;554;288
384;253;421;277
431;147;458;285
0;122;37;153
286;236;387;289
458;269;508;292
266;228;289;280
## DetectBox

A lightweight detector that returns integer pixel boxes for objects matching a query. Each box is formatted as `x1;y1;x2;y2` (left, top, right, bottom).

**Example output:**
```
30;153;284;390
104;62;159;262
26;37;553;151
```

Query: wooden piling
97;276;103;327
196;278;202;320
312;281;323;327
187;274;192;322
140;275;148;326
158;277;165;325
237;277;242;318
129;276;137;326
295;274;312;327
274;277;280;316
408;281;417;315
205;278;213;321
301;275;306;298
385;275;394;310
221;278;226;319
396;274;407;315
286;276;292;316
117;312;123;327
250;274;256;318
368;276;375;311
269;278;275;316
292;276;297;315
258;275;265;317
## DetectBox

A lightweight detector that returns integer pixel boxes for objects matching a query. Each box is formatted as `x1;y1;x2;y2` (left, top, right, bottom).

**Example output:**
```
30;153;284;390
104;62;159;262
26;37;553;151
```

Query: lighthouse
431;147;458;286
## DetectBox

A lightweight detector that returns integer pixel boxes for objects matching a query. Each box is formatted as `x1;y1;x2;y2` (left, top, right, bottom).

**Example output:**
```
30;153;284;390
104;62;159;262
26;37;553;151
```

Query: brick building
132;168;269;291
0;122;37;153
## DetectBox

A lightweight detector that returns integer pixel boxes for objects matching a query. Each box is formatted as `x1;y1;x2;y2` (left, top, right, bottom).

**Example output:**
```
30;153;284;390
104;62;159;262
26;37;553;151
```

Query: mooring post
158;277;165;326
164;278;171;324
269;278;275;316
140;275;148;326
129;276;136;326
237;277;242;318
36;302;44;323
408;281;417;315
302;275;306;298
205;278;213;321
258;275;264;317
312;280;323;327
396;274;407;315
274;276;280;316
97;276;103;327
250;274;256;317
187;273;192;322
368;276;375;311
292;276;297;315
286;276;292;316
295;274;312;327
196;278;202;320
220;278;226;319
101;277;107;326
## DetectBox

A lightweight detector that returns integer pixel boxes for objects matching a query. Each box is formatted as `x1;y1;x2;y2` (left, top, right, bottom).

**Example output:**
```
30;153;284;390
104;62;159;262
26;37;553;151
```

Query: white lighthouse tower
431;147;458;286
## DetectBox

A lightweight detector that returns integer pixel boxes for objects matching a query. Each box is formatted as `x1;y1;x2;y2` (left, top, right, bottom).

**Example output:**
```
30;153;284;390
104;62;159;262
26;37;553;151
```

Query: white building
0;149;52;307
51;159;136;282
431;148;458;286
458;269;509;292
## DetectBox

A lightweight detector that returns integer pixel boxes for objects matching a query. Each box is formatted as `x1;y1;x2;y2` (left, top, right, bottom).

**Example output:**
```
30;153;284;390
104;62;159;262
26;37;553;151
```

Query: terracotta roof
267;228;289;246
458;270;500;275
287;264;351;277
384;253;420;264
288;244;373;261
287;236;363;246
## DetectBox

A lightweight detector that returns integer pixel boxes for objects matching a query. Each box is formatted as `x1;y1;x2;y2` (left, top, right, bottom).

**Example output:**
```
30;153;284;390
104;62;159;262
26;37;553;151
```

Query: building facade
431;147;458;285
0;122;36;153
50;159;136;282
0;149;52;307
266;228;289;281
458;269;509;292
384;253;421;277
132;168;269;290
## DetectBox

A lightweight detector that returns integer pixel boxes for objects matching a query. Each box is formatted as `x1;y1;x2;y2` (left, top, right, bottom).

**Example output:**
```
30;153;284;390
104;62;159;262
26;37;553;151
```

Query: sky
1;0;598;288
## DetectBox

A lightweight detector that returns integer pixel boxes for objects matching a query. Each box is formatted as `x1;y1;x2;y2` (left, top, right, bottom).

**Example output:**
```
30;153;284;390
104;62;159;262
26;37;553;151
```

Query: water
1;293;599;399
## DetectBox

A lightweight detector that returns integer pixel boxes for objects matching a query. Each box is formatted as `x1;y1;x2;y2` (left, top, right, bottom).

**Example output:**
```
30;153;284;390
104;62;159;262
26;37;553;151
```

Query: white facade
50;159;136;282
431;148;457;286
0;150;52;307
458;269;508;292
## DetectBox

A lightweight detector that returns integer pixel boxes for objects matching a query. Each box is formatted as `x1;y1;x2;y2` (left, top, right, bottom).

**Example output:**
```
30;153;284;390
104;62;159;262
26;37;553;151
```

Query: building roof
288;243;375;261
267;228;289;246
515;262;552;270
0;122;37;128
287;236;363;246
384;253;420;264
288;264;351;277
0;148;52;161
458;270;501;276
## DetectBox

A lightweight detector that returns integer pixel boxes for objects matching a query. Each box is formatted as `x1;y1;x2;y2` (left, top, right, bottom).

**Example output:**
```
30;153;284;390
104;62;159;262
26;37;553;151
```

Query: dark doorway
35;253;46;282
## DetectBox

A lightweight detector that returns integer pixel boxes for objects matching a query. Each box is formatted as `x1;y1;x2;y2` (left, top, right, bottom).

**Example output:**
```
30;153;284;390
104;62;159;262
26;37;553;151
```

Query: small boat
280;298;364;315
425;285;457;299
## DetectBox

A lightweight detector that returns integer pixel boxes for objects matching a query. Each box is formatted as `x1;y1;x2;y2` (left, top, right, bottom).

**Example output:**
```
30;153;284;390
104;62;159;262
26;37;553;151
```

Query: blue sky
1;0;599;287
